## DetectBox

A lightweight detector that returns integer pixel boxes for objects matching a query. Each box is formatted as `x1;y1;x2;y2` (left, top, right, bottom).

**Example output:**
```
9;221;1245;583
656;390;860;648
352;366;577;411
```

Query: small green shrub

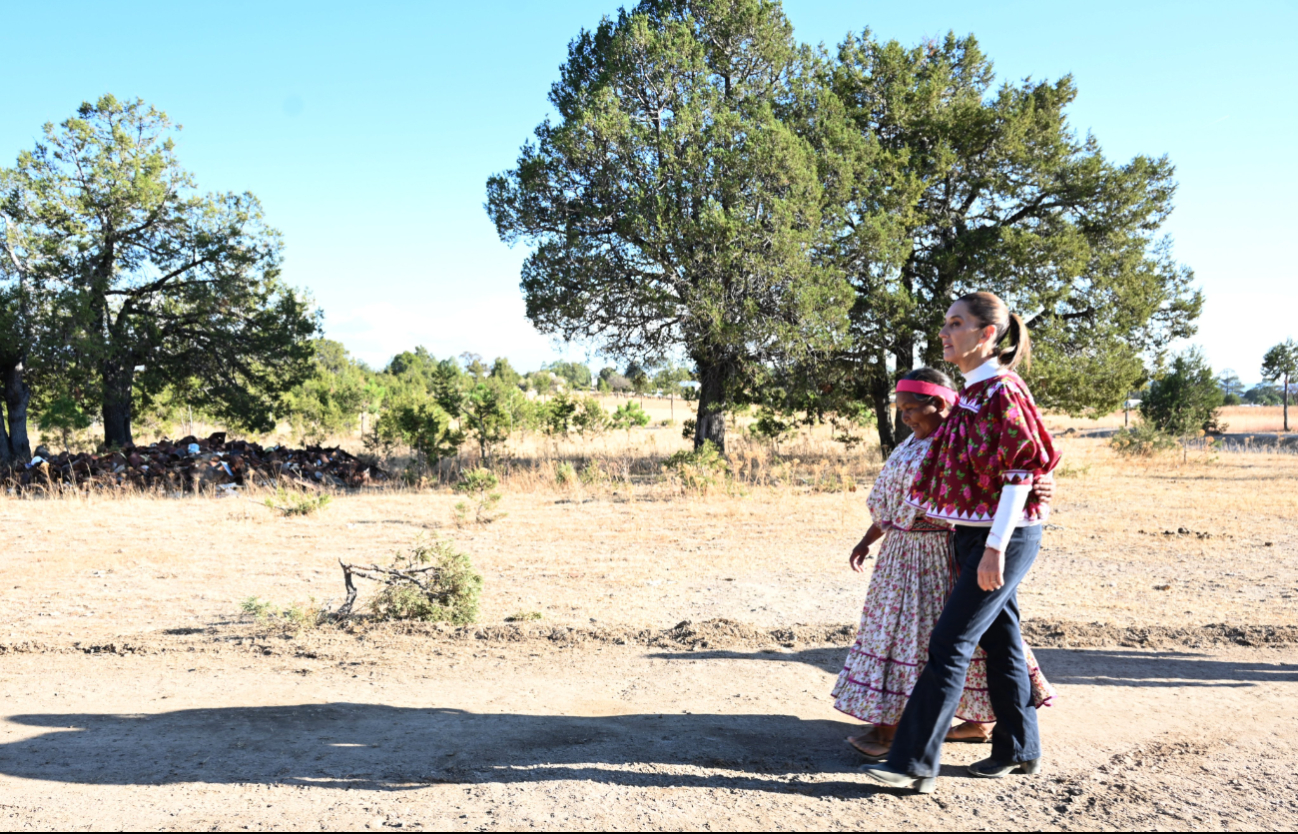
579;460;607;485
681;418;696;440
240;596;277;619
372;397;464;471
748;408;795;448
663;440;729;494
542;393;578;437
239;596;321;631
370;538;483;624
555;461;577;486
572;396;610;438
505;610;543;622
263;487;331;517
1111;425;1180;457
811;470;857;493
283;603;312;627
1055;461;1093;478
611;401;650;432
453;467;503;524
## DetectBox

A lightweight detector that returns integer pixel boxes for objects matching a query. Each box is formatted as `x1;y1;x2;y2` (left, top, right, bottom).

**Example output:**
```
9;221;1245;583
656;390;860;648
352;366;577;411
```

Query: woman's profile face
896;391;947;440
940;300;996;368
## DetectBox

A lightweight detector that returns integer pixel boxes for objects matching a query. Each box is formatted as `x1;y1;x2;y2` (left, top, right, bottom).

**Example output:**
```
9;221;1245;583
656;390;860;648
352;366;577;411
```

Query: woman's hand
849;539;873;573
977;546;1005;591
1032;472;1055;504
849;524;884;573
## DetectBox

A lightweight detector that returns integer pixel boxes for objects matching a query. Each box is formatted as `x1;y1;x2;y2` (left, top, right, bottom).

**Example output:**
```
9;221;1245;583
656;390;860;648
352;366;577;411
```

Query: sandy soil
2;627;1297;831
1;436;1296;830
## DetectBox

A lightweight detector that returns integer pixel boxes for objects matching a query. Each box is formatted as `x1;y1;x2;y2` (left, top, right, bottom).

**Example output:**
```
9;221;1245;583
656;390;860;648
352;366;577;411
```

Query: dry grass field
2;418;1297;830
1048;404;1292;434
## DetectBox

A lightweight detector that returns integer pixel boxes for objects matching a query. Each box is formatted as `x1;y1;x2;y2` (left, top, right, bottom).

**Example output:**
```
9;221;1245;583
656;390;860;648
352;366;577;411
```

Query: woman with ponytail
832;367;1055;762
862;292;1060;794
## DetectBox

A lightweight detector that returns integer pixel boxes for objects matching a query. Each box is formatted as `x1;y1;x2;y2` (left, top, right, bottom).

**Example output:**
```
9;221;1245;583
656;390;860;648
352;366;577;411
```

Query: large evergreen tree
486;0;871;450
827;32;1202;450
0;95;318;449
1;163;87;463
0;223;37;463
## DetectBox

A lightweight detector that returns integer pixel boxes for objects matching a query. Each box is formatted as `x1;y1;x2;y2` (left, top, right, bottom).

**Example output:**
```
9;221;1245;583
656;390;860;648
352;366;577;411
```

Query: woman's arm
979;381;1056;591
849;523;885;573
978;483;1031;590
988;472;1053;557
986;483;1031;553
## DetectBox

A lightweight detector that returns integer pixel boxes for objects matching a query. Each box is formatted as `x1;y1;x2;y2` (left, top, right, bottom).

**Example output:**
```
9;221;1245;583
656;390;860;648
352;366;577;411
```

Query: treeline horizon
17;333;1298;465
32;338;700;457
9;0;1298;467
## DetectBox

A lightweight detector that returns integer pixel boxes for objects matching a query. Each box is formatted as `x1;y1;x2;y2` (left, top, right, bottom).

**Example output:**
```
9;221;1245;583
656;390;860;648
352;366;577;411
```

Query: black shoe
967;757;1042;778
860;764;937;794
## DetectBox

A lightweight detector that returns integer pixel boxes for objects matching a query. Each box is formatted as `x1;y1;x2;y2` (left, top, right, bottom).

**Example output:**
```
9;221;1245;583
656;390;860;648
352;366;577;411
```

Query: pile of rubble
3;432;389;493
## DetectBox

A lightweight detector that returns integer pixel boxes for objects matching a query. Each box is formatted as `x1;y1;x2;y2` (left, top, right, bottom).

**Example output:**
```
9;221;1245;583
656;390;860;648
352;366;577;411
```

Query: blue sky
3;1;1295;384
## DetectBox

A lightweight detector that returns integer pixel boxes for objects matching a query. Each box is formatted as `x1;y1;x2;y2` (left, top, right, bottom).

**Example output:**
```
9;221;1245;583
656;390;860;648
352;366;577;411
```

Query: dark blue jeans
884;523;1043;777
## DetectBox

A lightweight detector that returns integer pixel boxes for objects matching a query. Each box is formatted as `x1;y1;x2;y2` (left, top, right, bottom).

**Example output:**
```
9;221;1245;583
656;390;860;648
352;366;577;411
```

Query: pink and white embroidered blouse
905;363;1059;530
867;433;953;534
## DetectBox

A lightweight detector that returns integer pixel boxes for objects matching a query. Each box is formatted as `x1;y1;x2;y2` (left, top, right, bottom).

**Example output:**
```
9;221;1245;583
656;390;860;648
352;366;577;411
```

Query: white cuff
986;482;1032;552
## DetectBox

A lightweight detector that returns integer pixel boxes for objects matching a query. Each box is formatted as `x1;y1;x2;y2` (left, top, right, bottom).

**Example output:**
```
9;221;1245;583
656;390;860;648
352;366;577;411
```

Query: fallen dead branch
338;560;442;616
337;538;482;624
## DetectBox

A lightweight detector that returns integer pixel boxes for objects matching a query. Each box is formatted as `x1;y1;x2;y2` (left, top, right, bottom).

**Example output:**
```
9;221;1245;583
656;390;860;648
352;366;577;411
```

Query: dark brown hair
899;367;957;409
955;291;1032;374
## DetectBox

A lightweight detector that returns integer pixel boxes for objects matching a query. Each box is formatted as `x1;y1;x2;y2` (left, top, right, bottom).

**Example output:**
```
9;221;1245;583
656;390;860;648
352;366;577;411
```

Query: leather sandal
967;757;1042;778
846;735;890;762
945;721;993;743
846;727;893;761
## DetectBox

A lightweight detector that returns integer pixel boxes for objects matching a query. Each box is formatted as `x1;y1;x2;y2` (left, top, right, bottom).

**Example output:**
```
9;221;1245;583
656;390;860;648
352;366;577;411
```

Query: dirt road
2;624;1296;831
2;440;1297;830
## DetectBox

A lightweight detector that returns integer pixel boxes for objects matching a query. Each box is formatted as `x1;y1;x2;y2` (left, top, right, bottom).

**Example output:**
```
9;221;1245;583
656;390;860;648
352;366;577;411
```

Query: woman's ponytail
999;312;1032;374
956;291;1032;375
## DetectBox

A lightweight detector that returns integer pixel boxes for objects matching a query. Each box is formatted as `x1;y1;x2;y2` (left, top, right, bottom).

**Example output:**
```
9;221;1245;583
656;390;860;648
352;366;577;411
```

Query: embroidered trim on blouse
881;519;952;534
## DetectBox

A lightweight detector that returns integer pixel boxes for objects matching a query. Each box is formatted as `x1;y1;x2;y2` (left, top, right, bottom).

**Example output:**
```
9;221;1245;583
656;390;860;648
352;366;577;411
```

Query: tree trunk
0;398;10;467
1285;373;1291;432
693;361;727;451
891;341;915;448
102;364;135;448
2;355;32;462
869;370;897;456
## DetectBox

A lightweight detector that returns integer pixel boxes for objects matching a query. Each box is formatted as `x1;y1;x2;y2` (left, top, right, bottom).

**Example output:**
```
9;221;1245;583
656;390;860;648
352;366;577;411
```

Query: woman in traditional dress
831;367;1054;762
863;291;1060;794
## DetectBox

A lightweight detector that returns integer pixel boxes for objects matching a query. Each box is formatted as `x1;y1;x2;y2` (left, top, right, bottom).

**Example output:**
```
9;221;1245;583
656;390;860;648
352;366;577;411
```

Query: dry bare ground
2;427;1297;830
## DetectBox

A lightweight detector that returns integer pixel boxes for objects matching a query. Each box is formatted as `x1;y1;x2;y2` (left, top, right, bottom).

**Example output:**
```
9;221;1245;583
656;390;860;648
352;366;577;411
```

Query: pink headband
896;379;958;406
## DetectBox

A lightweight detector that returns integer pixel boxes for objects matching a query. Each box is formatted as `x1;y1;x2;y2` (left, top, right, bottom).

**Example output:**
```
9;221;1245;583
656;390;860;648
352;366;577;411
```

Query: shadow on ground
1034;649;1298;687
7;651;1292;791
0;704;917;793
648;646;1298;689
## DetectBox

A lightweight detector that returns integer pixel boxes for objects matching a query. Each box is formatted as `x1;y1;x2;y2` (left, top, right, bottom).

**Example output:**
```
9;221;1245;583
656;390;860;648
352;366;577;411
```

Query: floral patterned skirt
831;530;1055;725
